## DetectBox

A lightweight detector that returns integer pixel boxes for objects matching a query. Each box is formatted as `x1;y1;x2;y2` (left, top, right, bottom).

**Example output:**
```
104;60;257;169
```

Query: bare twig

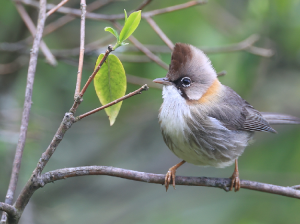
44;0;113;36
43;0;113;36
75;0;86;97
201;34;260;54
290;185;300;190
47;35;272;59
1;0;47;222
246;46;274;57
80;46;113;97
52;35;115;57
14;3;57;66
142;0;207;17
70;45;113;114
113;22;168;70
7;0;113;52
18;0;206;22
127;74;162;89
46;0;69;17
145;17;174;50
12;86;149;222
17;0;123;20
11;112;75;224
42;166;300;199
127;71;225;88
77;84;149;120
0;203;18;223
35;113;76;176
136;0;153;10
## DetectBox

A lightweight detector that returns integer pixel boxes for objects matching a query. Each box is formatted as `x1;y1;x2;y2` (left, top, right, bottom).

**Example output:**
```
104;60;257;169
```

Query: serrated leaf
104;27;119;41
94;54;127;126
119;10;141;42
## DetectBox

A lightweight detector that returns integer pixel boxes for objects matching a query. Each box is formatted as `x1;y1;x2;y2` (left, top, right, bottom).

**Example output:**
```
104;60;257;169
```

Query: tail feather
261;112;300;125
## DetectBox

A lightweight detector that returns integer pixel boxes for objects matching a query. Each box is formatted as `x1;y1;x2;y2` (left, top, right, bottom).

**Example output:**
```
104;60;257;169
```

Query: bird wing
242;105;277;133
207;86;276;133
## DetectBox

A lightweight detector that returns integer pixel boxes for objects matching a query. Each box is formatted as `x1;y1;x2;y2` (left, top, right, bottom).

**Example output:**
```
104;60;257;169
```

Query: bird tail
261;112;300;125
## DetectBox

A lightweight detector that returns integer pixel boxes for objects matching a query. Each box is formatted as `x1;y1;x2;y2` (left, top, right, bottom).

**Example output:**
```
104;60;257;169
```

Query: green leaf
119;10;141;42
104;27;119;41
124;9;127;26
94;54;127;126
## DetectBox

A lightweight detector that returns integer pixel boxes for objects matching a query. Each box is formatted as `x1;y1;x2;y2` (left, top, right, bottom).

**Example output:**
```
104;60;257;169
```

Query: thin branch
46;36;272;58
246;46;274;57
136;0;153;10
44;0;113;36
12;86;148;221
127;74;162;89
1;0;47;222
17;0;206;22
52;35;115;57
35;113;76;176
69;45;113;114
8;1;273;59
142;0;207;17
75;0;86;97
11;113;76;224
79;46;113;97
41;166;300;199
145;17;174;50
200;34;271;55
0;203;18;223
113;22;169;70
46;0;69;17
14;3;57;66
77;84;149;120
4;0;113;53
290;185;300;190
17;0;123;20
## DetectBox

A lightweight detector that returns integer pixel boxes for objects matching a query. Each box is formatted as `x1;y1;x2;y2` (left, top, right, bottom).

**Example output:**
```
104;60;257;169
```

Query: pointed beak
153;77;172;85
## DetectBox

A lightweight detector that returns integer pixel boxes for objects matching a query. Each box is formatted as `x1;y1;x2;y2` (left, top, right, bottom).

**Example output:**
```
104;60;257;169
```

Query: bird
153;43;300;192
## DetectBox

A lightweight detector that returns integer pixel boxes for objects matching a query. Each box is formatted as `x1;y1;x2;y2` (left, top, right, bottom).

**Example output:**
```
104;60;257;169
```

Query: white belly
158;85;250;168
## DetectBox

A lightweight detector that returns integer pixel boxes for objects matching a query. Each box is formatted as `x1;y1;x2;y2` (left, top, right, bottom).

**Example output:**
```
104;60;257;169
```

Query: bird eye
181;77;191;87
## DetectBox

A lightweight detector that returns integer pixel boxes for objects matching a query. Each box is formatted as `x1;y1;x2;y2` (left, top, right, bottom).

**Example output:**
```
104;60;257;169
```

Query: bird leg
230;159;240;192
165;160;186;191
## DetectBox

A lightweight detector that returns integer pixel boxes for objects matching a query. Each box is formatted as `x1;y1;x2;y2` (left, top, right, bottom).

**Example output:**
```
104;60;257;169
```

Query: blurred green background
1;0;300;223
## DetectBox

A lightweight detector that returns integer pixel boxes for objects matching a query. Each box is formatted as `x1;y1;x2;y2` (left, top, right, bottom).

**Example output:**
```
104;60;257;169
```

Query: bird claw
165;168;176;192
229;171;240;192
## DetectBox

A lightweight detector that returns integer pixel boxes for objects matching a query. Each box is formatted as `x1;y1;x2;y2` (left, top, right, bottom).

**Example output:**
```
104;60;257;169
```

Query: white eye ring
181;77;191;87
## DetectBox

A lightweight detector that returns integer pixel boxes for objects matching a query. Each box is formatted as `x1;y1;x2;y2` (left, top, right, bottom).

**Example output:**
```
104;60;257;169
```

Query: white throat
159;85;191;137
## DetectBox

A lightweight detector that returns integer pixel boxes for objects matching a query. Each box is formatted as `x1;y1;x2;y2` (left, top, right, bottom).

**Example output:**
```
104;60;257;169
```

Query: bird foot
165;167;177;192
164;161;185;192
229;170;240;192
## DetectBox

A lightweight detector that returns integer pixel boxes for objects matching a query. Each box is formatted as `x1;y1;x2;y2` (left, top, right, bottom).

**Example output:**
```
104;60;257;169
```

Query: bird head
153;43;218;101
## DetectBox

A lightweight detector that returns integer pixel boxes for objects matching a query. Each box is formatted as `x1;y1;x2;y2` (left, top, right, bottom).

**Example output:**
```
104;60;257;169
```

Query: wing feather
208;86;276;133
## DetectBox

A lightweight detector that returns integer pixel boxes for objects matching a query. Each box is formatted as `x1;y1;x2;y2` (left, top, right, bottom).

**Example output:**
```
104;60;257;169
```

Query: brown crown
168;43;192;75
